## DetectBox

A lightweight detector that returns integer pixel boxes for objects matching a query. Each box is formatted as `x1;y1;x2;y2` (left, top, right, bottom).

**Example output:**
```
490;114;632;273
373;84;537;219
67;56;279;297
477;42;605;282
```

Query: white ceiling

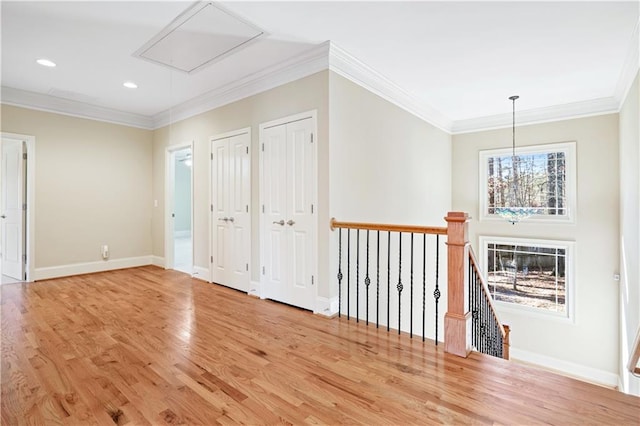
2;1;639;133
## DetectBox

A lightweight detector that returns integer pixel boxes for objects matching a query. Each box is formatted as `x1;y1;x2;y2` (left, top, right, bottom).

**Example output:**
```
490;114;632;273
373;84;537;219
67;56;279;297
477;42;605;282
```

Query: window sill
494;301;575;324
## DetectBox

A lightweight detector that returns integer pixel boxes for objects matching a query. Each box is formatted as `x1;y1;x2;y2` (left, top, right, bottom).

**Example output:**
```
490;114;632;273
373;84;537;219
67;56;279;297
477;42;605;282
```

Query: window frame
478;141;577;224
479;235;576;323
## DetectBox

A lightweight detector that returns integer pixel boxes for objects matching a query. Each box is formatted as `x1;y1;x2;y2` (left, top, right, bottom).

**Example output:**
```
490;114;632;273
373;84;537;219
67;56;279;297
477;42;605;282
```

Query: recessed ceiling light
123;81;138;89
36;58;56;67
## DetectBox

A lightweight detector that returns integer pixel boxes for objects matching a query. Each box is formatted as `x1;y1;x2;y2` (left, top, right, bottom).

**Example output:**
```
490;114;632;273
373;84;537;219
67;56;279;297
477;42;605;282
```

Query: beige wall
453;114;620;379
329;72;452;334
329;73;452;225
0;105;153;270
152;71;329;291
619;71;640;395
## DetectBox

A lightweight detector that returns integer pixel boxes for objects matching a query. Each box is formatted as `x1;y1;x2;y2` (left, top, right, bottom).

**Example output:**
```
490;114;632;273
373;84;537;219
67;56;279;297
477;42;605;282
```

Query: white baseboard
510;347;619;388
315;296;339;317
34;256;153;281
192;266;209;282
151;256;164;268
248;280;262;298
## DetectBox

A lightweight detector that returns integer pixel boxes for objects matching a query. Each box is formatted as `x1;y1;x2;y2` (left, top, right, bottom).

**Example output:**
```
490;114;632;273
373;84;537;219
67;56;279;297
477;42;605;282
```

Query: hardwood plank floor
1;266;638;425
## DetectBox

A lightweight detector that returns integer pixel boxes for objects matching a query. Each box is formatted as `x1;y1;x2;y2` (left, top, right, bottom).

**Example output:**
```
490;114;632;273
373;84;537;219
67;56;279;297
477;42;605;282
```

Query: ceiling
2;1;639;133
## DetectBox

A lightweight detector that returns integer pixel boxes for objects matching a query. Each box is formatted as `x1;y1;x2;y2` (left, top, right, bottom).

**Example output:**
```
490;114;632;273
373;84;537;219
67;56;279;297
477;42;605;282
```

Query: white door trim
259;110;318;310
1;132;35;282
164;141;194;272
210;127;251;287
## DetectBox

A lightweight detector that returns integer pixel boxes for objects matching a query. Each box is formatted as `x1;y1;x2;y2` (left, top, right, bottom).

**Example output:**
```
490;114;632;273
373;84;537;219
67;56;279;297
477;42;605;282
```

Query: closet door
261;115;315;310
286;118;315;310
262;124;288;301
211;130;250;292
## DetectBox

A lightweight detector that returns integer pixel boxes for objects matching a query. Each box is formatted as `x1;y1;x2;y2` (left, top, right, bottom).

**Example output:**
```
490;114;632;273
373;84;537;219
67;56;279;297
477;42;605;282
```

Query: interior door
262;125;288;301
211;131;250;291
286;119;315;309
1;138;25;280
262;117;315;310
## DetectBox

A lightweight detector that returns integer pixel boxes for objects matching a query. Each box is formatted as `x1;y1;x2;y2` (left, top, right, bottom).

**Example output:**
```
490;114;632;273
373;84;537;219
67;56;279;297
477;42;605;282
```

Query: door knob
228;217;235;223
218;217;228;222
0;215;5;219
287;220;295;226
272;220;285;226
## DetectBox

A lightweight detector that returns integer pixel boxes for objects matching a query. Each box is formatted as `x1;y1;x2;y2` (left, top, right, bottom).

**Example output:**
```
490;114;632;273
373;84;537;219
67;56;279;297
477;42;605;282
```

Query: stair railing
444;212;509;360
330;218;447;342
331;212;509;360
469;247;510;359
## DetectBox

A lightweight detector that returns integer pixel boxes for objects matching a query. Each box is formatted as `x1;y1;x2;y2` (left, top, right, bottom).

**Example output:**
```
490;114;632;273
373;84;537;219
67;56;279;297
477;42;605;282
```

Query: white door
262;116;315;310
211;131;251;291
1;138;25;280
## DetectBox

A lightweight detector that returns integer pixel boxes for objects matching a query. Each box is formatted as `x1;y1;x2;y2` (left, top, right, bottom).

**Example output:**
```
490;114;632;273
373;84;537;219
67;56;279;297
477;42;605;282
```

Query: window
479;142;576;222
480;236;574;320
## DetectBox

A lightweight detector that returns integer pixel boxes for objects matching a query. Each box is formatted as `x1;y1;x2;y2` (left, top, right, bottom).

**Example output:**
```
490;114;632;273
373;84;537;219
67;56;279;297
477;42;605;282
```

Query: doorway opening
165;143;193;275
1;132;35;284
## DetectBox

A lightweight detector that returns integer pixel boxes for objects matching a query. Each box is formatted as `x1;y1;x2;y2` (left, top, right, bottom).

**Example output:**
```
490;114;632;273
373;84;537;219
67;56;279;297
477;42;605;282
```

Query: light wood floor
1;266;638;425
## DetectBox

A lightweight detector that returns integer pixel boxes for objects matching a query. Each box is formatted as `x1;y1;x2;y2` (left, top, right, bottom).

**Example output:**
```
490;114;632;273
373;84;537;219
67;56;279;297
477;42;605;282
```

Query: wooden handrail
469;246;509;358
330;217;447;235
628;327;640;376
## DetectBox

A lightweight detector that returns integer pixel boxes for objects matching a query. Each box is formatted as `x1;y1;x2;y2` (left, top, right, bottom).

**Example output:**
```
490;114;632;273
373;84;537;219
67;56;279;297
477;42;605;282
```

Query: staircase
331;211;509;360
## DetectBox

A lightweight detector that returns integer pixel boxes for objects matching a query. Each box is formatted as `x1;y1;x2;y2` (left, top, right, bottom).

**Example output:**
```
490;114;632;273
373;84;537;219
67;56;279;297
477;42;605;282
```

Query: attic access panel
134;1;265;74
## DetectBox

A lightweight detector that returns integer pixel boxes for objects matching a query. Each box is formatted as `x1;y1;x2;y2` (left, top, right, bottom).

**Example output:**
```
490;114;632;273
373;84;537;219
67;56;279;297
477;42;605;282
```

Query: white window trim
479;236;576;323
478;141;577;224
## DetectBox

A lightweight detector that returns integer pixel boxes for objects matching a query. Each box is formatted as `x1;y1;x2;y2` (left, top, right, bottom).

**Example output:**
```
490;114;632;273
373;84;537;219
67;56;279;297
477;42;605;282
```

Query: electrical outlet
101;245;109;260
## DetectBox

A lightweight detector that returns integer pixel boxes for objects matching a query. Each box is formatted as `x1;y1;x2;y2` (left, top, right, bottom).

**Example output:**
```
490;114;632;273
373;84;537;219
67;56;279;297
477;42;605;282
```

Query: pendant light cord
512;97;515;157
509;95;519;205
509;95;519;159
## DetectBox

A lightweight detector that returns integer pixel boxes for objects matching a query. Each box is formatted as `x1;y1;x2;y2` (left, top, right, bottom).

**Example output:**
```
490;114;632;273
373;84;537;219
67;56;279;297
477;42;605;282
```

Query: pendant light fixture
495;95;538;224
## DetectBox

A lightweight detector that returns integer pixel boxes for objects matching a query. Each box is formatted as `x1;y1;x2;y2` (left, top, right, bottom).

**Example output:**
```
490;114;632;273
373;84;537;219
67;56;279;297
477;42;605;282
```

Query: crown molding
614;17;640;107
151;42;330;128
327;43;453;133
153;41;454;132
2;26;637;135
0;86;154;129
451;97;619;134
455;17;639;135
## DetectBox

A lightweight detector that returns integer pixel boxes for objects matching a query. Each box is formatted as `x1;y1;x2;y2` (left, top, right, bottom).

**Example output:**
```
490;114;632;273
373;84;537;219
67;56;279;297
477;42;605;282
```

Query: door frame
164;141;194;272
209;127;252;286
258;110;318;308
0;132;35;282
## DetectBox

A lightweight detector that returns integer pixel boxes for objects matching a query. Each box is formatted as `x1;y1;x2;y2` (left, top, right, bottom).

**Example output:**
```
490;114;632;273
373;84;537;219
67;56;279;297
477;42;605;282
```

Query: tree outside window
480;237;574;320
480;142;575;223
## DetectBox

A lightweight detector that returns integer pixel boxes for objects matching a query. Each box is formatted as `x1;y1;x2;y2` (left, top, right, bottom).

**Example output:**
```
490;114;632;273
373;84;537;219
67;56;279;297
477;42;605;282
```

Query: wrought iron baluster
397;232;403;335
422;233;426;342
347;229;350;320
480;291;484;354
356;229;360;323
493;316;498;357
365;230;370;325
474;270;479;349
487;302;496;356
410;233;414;338
482;294;488;354
498;321;503;358
470;264;476;349
376;230;380;329
338;228;342;318
469;263;472;347
387;231;391;332
434;235;440;345
485;295;489;354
